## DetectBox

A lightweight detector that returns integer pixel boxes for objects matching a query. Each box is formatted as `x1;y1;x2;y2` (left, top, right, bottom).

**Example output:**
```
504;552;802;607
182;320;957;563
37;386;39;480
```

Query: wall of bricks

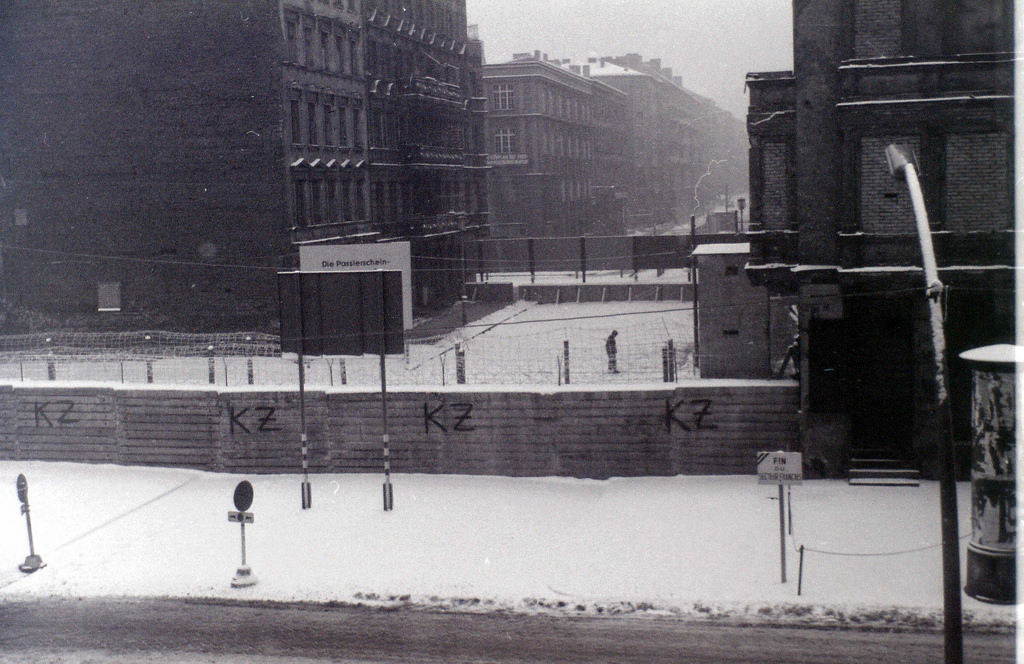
0;382;800;478
0;0;289;332
854;0;902;58
944;132;1012;232
858;135;919;233
760;141;793;231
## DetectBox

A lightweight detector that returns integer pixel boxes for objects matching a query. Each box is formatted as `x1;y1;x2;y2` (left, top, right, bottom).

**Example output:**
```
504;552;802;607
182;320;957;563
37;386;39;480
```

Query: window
354;179;365;219
336;34;347;73
338;106;349;145
289;99;301;143
311;180;323;225
97;282;121;312
285;21;299;62
320;30;329;70
302;27;313;66
352;108;362;145
323;103;334;145
328;179;339;222
725;265;739;276
492;83;514;110
293;180;307;227
342;179;353;221
307;101;317;145
494;128;515;154
350;37;359;74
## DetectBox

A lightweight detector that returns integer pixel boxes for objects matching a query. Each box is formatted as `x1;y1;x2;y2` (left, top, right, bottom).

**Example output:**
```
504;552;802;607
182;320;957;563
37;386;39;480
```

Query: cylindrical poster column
959;344;1021;604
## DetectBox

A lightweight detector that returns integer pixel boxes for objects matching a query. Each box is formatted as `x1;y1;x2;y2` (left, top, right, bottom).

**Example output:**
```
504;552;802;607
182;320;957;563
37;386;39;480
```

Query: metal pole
297;275;311;510
379;271;393;511
24;505;35;557
239;521;247;566
778;483;786;583
797;545;804;596
690;216;699;373
886;145;962;664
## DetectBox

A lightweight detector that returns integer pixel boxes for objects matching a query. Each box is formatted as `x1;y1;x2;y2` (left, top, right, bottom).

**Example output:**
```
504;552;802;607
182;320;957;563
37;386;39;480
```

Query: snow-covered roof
692;242;749;256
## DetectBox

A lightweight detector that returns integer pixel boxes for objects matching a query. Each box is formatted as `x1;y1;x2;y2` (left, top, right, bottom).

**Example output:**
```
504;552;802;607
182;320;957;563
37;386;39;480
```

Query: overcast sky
466;0;793;119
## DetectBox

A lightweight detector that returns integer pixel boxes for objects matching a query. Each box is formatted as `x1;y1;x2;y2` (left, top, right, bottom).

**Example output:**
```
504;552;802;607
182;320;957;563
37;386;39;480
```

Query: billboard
278;271;404;356
299;242;412;330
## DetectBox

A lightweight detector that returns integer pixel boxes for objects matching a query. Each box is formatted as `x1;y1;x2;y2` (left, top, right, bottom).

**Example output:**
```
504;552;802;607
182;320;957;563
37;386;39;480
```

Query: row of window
284;13;360;74
489;82;593;123
369;112;466;150
292;175;367;228
289;96;363;148
492;128;594;160
366;38;458;85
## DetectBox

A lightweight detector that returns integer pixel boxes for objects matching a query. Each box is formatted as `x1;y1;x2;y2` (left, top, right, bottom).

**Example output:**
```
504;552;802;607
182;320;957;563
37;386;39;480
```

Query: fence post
579;235;587;284
207;347;215;384
455;343;466;384
662;345;670;382
563;340;570;385
528;237;536;284
46;360;56;381
146;361;154;384
339;359;347;385
667;339;676;382
246;359;254;385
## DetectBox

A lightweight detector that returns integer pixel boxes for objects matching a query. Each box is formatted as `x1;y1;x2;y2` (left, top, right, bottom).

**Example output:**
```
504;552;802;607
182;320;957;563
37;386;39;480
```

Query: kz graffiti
34;401;79;427
229;406;280;434
424;402;475;433
665;398;715;432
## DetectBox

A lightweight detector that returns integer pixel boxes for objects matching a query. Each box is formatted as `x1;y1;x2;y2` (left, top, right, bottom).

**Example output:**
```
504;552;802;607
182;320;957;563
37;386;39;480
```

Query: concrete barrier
0;381;799;478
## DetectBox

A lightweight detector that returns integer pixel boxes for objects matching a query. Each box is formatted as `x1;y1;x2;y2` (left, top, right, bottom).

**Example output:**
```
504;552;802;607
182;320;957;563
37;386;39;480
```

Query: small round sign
16;474;27;504
233;481;253;512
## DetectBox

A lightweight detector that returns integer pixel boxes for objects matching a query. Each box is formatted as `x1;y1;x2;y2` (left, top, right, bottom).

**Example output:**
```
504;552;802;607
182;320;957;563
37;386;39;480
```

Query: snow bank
0;462;1013;630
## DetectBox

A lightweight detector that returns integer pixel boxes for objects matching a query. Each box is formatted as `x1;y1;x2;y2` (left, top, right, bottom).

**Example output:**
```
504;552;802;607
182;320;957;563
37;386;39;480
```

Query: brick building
744;0;1015;474
482;54;627;237
360;1;489;309
0;0;486;331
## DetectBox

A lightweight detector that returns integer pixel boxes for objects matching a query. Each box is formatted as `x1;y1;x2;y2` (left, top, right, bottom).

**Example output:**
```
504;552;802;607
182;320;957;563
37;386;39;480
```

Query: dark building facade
745;0;1015;474
482;55;625;237
0;0;293;331
359;0;489;309
0;0;486;332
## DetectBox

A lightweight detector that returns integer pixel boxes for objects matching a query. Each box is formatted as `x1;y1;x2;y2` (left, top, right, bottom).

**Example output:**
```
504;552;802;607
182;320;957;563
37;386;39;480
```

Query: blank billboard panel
278;271;403;356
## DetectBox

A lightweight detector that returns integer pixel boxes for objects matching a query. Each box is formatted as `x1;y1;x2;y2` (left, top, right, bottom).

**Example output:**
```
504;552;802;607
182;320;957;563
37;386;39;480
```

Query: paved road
0;598;1015;663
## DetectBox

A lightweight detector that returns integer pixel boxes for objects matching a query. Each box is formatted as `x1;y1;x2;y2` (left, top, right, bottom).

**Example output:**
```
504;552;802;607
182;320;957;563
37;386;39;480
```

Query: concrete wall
0;382;799;478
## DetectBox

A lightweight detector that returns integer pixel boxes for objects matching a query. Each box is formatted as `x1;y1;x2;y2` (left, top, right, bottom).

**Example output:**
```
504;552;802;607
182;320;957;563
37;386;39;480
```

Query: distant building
744;0;1014;474
0;0;487;330
482;54;626;237
589;54;747;232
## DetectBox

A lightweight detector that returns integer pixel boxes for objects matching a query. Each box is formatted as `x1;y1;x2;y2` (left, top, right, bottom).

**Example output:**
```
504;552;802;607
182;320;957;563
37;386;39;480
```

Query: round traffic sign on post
16;474;27;504
233;481;253;512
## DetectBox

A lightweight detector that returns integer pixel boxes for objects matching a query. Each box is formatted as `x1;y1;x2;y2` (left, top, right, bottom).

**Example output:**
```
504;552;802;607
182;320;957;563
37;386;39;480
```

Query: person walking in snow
606;330;619;373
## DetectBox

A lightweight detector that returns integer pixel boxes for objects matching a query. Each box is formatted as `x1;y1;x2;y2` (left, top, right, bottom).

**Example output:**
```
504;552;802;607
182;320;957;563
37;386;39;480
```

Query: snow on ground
473;269;691;286
0;301;695;388
0;462;1014;630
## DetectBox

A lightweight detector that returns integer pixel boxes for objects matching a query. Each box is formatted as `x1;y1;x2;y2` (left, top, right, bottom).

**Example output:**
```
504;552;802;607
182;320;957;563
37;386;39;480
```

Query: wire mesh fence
0;303;696;387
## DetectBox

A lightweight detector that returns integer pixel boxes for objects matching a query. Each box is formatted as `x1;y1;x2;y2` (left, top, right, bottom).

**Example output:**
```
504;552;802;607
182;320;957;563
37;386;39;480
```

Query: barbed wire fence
0;305;696;387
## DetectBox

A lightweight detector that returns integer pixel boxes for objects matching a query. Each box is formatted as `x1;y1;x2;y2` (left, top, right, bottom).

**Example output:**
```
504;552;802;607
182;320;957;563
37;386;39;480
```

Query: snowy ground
0;301;695;387
0;462;1014;631
474;268;691;286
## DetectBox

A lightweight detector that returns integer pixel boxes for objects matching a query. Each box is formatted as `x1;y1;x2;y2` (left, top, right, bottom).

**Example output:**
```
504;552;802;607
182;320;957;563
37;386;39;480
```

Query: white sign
487;154;529;166
757;451;803;485
299;241;412;330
